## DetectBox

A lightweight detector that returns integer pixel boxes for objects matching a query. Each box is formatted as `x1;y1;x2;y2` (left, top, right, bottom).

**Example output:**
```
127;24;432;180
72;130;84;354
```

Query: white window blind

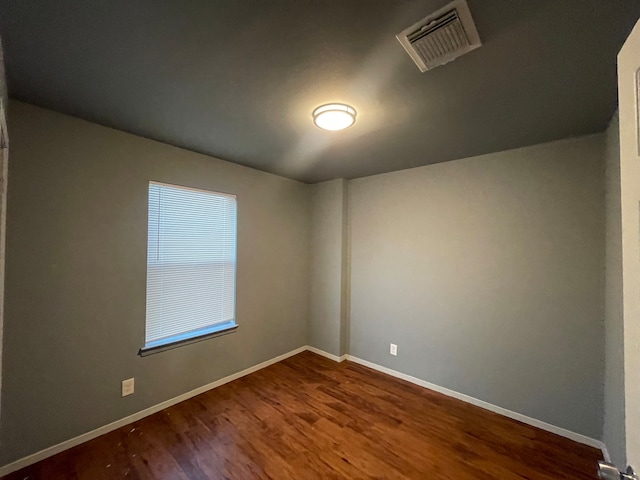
143;182;237;353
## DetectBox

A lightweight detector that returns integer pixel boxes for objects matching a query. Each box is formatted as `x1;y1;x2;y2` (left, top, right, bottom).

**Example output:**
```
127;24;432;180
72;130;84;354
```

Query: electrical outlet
122;378;135;397
390;343;398;356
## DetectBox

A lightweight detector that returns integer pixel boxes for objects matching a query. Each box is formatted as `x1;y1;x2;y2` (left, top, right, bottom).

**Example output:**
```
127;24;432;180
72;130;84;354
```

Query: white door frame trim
618;16;640;469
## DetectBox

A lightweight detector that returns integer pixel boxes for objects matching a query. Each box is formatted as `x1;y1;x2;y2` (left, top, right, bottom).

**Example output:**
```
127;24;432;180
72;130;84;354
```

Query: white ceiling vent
396;0;481;73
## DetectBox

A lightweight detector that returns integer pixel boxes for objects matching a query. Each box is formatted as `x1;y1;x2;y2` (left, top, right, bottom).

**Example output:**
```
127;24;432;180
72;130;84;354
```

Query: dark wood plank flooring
2;351;602;479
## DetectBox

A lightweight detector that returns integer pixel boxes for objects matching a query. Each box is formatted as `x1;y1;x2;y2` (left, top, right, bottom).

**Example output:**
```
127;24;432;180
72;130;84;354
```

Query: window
140;181;237;356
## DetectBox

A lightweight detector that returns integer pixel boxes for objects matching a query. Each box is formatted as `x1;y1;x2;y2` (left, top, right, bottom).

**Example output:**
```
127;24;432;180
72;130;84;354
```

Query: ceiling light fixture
312;103;356;131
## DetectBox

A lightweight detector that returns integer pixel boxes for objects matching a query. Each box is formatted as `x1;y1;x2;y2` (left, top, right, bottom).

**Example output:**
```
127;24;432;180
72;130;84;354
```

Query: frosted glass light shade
313;103;356;131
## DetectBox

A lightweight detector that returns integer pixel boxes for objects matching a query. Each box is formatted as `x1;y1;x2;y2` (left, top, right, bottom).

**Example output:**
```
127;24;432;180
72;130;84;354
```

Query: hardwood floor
2;351;602;480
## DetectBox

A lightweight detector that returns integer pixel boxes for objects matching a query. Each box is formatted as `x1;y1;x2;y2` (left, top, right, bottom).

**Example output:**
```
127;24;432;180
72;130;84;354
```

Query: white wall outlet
390;343;398;356
122;378;135;397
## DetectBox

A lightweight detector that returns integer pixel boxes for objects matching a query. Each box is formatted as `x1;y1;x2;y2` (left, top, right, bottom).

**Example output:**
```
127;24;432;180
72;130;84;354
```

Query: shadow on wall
0;35;6;109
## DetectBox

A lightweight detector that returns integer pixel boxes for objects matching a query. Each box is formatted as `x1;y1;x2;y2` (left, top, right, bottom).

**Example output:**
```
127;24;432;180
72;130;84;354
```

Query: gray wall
348;135;606;439
604;112;626;467
0;101;310;465
309;179;348;357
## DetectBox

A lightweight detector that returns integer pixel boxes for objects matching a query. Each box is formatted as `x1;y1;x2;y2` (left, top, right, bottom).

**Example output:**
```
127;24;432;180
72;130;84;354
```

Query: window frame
139;181;238;357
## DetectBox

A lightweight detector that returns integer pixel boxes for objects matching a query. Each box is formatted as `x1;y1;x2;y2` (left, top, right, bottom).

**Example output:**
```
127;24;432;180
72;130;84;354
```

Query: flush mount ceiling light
312;103;356;131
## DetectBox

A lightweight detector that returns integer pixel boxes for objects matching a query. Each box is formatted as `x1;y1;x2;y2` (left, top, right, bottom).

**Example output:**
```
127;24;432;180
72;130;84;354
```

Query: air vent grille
397;0;481;73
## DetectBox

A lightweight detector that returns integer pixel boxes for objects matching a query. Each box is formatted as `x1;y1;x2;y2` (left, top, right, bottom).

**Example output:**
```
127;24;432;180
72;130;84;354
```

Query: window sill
138;322;238;357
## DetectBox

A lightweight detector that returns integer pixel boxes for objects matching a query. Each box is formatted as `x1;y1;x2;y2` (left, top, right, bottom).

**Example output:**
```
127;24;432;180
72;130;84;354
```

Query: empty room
0;0;640;479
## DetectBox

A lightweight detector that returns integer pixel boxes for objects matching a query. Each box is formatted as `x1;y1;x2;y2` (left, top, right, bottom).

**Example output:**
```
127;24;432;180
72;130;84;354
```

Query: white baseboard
340;353;610;461
0;345;610;476
306;345;347;363
0;345;308;477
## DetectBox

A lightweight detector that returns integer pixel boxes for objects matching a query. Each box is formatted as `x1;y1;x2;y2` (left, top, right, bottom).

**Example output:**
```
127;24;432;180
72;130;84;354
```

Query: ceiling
1;0;639;183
